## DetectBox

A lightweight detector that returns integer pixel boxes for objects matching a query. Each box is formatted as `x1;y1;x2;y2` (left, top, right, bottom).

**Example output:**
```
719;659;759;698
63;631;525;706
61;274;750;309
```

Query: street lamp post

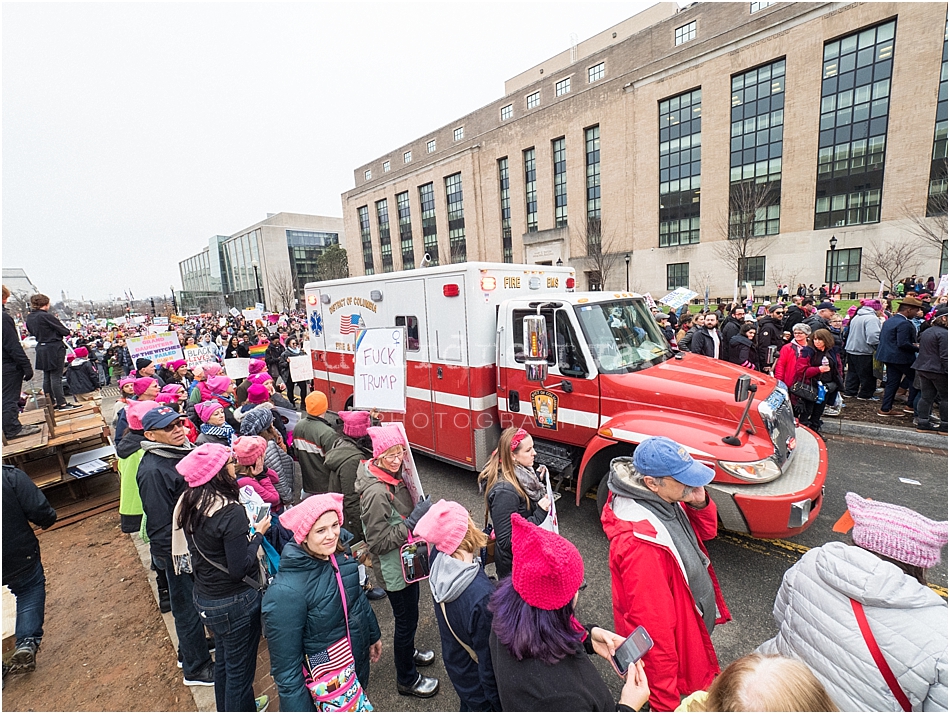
624;253;631;292
251;260;264;310
828;235;838;285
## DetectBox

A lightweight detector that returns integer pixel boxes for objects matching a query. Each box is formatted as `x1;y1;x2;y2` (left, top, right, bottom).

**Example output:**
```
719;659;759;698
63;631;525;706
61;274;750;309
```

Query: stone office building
342;1;948;297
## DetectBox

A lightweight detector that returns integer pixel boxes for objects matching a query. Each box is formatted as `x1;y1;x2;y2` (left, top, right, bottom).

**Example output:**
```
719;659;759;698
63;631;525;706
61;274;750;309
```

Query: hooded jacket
261;542;381;712
876;313;919;365
756;315;785;368
293;414;341;494
757;542;947;712
601;462;730;713
355;459;414;591
136;440;194;557
116;430;147;532
845;306;882;356
325;434;372;541
727;334;759;370
428;550;501;711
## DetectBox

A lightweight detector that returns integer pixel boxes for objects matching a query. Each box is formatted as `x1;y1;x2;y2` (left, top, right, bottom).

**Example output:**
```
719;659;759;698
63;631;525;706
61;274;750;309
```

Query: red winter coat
601;492;731;713
772;341;804;387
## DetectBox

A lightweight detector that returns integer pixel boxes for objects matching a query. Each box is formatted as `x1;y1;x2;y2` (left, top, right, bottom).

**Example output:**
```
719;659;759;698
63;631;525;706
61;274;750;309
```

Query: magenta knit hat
248;359;266;375
247;384;270;405
207;376;231;394
176;443;232;487
339;410;372;438
203;363;222;379
413;500;470;555
167;359;187;372
247;373;271;386
846;492;948;569
118;377;135;390
132;377;158;396
125;400;159;431
195;400;224;424
368;424;407;459
510;513;584;610
161;384;184;396
232;435;267;466
280;493;345;544
155;393;178;405
73;346;89;359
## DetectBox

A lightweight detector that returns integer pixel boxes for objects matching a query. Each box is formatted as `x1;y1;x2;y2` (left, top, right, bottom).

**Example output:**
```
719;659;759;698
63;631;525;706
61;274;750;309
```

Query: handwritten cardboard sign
288;354;312;383
183;346;218;371
223;358;250;380
353;327;406;413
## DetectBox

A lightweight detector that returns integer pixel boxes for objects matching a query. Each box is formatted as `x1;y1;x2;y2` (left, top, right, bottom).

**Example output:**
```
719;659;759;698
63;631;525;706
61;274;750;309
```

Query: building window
396;191;414;269
740;256;766;286
929;17;948;217
553;138;568;228
358;205;374;275
526;92;540;109
588;62;605;83
585;125;601;254
942;240;949;276
675;21;696;46
445;173;466;263
585;271;602;291
383;161;390;173
418;182;439;266
404;151;412;164
750;1;775;13
427;139;436;153
376;199;393;273
659;88;702;247
524;148;538;232
454;127;464;142
501;104;513;121
499;158;513;262
555;77;571;96
364;169;372;181
730;58;786;238
667;263;690;290
825;246;862;282
815;19;896;229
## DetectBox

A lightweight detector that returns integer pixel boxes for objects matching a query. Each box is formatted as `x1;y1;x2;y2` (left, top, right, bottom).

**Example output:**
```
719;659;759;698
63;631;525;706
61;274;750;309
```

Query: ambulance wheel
596;476;609;517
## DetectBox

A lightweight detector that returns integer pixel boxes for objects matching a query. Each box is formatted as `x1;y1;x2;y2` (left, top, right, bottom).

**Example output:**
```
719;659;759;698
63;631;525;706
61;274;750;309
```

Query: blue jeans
6;559;46;648
385;581;420;686
195;587;262;712
151;552;212;679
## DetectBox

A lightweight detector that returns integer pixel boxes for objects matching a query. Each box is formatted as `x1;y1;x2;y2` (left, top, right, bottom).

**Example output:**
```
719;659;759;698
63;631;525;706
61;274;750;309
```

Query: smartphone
255;503;271;523
611;626;654;677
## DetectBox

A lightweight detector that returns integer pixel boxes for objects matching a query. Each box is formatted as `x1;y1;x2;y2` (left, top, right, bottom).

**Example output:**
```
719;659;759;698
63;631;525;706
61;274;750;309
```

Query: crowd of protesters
2;284;948;712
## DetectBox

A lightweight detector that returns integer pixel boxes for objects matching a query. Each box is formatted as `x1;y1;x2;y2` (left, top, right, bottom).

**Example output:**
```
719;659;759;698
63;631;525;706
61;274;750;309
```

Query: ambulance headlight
717;456;782;483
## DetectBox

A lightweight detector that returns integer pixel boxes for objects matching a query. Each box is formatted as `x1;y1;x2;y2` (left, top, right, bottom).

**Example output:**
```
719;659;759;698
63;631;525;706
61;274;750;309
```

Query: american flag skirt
303;637;373;712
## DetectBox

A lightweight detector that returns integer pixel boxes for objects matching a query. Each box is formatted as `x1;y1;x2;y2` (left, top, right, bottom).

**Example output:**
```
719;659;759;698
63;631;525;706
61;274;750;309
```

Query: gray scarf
608;459;716;634
514;463;545;503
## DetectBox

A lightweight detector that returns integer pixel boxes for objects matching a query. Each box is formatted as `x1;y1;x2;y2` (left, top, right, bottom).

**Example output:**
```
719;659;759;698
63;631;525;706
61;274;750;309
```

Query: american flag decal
340;314;364;335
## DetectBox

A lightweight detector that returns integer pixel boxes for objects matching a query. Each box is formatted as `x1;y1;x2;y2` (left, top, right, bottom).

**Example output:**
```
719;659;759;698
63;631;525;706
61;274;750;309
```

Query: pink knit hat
132;377;158;396
167;359;187;372
207;376;231;394
232;435;267;466
413;500;470;555
161;384;185;396
846;492;948;569
74;346;89;359
176;443;232;487
126;400;159;431
339;410;372;438
247;384;270;405
248;359;266;375
195;400;224;423
155;393;178;405
247;373;272;386
368;424;407;459
510;513;584;610
118;377;136;390
280;493;345;544
203;363;222;379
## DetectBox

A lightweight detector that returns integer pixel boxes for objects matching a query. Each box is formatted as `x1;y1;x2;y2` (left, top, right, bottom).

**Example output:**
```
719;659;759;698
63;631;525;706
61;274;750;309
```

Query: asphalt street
362;437;948;711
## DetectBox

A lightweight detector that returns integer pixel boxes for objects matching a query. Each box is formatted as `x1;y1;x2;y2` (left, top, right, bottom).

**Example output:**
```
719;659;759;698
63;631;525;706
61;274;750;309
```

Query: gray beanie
240;406;274;436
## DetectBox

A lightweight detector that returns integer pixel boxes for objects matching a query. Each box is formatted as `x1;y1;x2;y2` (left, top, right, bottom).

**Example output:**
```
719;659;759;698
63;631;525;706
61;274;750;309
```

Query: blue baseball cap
142;406;182;432
633;436;714;488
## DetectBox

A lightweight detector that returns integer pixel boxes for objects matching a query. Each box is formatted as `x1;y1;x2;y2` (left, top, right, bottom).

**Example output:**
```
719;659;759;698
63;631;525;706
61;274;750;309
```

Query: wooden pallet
1;422;49;456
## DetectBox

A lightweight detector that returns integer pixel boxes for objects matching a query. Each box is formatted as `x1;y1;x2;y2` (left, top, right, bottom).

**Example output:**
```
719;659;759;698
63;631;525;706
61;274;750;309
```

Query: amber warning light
307;294;318;306
480;276;497;291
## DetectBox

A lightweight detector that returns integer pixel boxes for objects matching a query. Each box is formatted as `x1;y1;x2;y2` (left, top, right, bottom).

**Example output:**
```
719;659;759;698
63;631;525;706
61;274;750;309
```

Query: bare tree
902;164;947;267
767;259;803;295
715;180;779;285
269;266;298;313
316;245;350;282
862;237;923;293
692;269;714;307
7;290;31;318
574;216;621;290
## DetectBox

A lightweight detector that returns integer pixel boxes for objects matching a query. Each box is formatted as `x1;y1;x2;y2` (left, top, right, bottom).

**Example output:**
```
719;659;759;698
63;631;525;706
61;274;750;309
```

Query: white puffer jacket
758;542;947;712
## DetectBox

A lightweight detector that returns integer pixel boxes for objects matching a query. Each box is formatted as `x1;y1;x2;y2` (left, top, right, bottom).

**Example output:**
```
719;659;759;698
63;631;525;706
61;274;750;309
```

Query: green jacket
355;460;414;592
292;414;341;494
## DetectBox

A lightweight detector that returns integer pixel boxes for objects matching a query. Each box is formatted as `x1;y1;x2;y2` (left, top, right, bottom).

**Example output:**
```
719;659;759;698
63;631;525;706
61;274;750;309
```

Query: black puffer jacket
3;465;57;583
912;323;947;375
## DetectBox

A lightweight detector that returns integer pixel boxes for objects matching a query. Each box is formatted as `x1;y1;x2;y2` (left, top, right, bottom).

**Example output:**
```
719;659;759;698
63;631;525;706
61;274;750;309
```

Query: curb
822;418;948;448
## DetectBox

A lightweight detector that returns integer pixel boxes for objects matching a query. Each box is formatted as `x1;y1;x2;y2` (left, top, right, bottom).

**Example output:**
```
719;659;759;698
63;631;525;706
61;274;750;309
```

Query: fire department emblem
530;389;559;430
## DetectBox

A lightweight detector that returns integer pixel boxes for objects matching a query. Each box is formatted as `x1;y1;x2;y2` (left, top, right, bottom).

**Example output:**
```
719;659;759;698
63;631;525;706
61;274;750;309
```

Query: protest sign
659;287;698;311
219;317;227;327
229;307;241;318
935;275;948;298
170;314;186;325
153;317;169;326
642;293;657;310
133;315;148;325
288;354;312;383
184;346;218;370
353;327;406;413
242;308;263;323
255;302;265;312
223;358;250;379
538;467;558;534
273;406;299;435
127;331;184;365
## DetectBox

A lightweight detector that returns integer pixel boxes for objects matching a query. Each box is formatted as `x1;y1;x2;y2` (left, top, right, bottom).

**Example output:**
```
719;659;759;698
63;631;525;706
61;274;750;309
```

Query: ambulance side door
388;279;434;453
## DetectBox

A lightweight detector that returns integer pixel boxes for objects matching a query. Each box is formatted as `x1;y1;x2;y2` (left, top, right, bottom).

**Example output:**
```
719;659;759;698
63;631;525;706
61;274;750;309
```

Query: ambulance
304;262;826;539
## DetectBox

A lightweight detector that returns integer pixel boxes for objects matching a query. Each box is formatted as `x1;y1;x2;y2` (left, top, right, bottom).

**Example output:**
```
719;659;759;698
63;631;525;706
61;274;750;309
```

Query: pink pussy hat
176;443;232;488
125;400;159;431
368;424;407;460
510;513;584;610
280;493;345;544
339;410;372;438
413;500;470;555
846;492;948;569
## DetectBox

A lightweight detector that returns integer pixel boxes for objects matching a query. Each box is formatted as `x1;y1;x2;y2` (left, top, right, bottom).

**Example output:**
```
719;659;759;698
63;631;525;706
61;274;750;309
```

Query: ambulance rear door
304;289;330;396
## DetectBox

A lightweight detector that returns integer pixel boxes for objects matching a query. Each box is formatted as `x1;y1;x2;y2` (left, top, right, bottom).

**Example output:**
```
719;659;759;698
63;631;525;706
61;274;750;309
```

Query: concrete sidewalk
823;418;947;449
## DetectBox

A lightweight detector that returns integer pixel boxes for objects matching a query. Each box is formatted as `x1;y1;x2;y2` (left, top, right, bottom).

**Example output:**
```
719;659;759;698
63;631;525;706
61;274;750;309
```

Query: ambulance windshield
574;299;672;373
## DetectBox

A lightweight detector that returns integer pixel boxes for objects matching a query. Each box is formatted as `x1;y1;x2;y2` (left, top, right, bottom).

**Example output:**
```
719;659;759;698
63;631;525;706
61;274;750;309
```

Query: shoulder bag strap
192;540;264;592
439;601;478;663
330;553;352;651
850;598;912;712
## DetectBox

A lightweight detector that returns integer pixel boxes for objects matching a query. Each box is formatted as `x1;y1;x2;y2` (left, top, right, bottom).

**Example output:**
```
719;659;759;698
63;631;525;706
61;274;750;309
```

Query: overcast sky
3;1;653;302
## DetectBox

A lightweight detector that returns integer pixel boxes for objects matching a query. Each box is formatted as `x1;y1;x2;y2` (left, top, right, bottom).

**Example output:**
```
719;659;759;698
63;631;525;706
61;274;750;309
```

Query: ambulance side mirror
734;374;751;402
523;314;549;383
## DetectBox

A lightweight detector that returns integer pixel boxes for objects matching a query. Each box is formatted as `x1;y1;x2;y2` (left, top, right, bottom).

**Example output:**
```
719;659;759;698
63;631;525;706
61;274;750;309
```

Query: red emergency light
566;277;575;290
307;294;318;306
443;284;460;297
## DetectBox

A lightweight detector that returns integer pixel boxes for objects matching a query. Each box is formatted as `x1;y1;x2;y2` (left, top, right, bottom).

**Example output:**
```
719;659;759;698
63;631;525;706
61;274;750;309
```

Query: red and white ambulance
304;262;826;538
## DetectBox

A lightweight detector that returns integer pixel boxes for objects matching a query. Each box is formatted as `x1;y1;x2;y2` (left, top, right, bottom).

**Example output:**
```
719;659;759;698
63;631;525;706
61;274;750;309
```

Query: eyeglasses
158;421;183;432
380;451;406;462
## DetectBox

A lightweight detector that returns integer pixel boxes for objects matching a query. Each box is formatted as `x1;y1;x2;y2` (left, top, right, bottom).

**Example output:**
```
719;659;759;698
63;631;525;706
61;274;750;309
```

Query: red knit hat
510;513;584;610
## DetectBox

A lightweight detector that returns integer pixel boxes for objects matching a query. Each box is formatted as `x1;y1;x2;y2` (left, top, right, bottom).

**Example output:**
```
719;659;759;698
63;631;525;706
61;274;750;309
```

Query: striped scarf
200;422;235;445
